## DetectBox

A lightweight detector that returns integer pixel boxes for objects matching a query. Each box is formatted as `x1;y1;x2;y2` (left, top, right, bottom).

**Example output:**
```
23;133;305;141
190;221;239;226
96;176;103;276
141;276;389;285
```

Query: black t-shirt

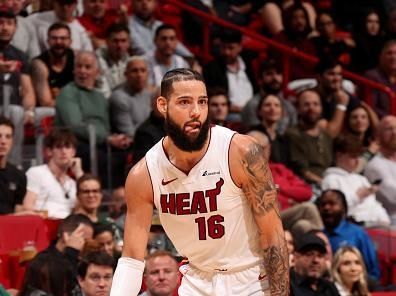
0;163;27;214
290;270;340;296
0;44;30;105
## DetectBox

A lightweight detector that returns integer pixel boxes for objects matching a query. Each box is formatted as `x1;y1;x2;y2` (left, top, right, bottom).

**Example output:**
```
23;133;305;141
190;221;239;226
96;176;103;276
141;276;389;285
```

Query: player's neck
164;136;210;175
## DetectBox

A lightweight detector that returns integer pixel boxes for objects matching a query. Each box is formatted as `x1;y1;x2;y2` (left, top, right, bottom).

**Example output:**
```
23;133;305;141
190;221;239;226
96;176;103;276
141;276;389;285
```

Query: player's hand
63;224;86;251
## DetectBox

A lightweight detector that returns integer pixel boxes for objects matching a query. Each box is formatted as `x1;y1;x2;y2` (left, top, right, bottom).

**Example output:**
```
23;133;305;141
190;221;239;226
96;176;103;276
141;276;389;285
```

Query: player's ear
157;96;168;115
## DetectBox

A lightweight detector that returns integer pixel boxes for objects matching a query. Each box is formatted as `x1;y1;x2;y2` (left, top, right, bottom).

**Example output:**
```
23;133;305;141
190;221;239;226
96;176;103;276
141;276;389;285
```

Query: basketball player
110;69;289;295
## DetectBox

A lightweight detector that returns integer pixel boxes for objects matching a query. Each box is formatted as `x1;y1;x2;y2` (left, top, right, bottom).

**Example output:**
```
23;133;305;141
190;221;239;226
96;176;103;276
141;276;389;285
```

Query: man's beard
50;47;67;58
165;115;210;152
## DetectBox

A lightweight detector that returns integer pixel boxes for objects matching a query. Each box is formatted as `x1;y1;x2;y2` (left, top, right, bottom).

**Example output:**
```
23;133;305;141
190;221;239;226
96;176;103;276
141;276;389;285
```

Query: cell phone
372;179;382;185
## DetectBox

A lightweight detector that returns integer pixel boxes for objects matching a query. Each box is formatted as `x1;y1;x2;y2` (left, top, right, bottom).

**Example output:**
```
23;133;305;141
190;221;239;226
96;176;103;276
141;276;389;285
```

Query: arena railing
161;0;396;115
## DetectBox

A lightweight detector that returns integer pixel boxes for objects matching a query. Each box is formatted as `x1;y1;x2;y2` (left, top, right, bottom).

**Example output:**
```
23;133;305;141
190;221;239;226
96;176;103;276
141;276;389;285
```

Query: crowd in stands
1;0;396;295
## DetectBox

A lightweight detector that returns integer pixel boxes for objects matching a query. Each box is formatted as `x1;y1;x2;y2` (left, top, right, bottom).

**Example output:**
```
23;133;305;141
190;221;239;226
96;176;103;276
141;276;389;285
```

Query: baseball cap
295;233;327;254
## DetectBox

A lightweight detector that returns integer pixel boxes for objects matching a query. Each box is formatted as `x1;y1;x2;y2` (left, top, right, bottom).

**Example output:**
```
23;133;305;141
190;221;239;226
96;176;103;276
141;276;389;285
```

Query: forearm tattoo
241;142;280;217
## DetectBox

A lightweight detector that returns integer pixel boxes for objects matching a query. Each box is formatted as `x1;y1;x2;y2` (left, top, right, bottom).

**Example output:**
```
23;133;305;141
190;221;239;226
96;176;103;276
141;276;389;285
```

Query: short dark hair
161;68;205;99
57;214;94;238
315;57;342;75
48;22;71;37
93;223;114;238
106;23;130;37
219;29;242;44
260;58;282;75
0;116;14;134
317;189;348;213
44;128;77;149
0;8;16;19
77;251;114;279
77;173;102;194
333;134;363;155
154;24;176;39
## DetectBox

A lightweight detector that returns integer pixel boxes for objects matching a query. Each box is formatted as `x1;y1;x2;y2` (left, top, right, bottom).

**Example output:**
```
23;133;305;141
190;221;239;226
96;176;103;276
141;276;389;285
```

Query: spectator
0;116;26;214
31;22;74;107
364;115;396;224
23;128;83;218
322;134;390;226
285;230;295;267
203;29;256;116
18;253;75;296
273;3;317;79
0;7;36;165
5;0;40;59
108;186;125;221
290;232;339;296
141;250;179;296
365;40;396;117
385;8;396;40
77;251;114;296
93;223;121;261
55;51;132;187
311;11;354;64
127;0;192;57
78;0;128;49
351;9;385;74
285;89;333;186
316;189;380;279
146;24;189;87
110;55;155;139
242;58;297;132
314;58;360;139
131;90;165;165
331;246;370;296
343;103;379;173
96;23;131;98
27;0;93;53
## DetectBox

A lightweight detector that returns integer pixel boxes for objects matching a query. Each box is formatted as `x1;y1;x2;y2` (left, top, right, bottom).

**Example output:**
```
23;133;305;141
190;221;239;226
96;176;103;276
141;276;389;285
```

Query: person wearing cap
290;232;340;296
26;0;93;53
316;189;380;280
321;134;390;226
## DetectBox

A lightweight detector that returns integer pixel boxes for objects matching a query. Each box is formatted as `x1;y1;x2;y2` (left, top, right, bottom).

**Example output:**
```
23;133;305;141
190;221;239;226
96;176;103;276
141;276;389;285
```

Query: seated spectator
27;0;93;53
146;24;189;87
131;91;165;165
290;232;339;296
110;56;155;140
78;0;128;49
0;8;35;165
5;0;40;59
285;230;295;267
127;0;192;57
331;246;370;296
77;251;114;296
36;214;94;292
351;9;385;74
55;51;132;187
364;115;396;224
343;103;379;173
204;29;256;117
31;22;75;107
18;252;75;296
242;59;297;132
365;40;396;117
314;58;360;139
285;89;333;186
248;94;289;164
96;23;131;98
272;3;317;79
108;186;125;221
142;250;179;296
0;117;26;214
93;223;121;262
322;135;390;226
23;128;83;219
310;11;354;65
316;189;380;279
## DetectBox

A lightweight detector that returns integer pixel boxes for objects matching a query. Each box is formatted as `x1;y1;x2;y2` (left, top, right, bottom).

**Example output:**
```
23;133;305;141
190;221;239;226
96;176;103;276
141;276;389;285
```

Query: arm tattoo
241;142;280;217
263;231;290;296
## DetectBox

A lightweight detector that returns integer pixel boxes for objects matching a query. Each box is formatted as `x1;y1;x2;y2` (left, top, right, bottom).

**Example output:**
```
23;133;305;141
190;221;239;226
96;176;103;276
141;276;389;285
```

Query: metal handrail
162;0;396;114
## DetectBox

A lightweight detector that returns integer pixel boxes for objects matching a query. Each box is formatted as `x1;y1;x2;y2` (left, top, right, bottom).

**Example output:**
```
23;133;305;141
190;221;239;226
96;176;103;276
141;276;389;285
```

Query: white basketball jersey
145;125;262;272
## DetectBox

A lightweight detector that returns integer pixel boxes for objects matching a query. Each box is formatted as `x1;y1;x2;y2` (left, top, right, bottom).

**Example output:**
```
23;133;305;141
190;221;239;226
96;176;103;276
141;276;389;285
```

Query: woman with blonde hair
331;246;370;296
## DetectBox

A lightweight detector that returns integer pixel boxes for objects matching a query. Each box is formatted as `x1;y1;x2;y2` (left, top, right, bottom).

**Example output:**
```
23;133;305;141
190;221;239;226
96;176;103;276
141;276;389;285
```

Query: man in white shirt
27;0;93;53
23;128;84;218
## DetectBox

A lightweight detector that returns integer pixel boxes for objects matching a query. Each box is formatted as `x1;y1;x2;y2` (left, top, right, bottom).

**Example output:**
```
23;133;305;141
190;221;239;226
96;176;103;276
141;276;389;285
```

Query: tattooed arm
230;134;289;295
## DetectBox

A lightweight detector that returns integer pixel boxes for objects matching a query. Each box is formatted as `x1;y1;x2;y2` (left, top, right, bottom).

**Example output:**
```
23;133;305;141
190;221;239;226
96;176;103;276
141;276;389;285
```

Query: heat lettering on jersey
160;178;224;215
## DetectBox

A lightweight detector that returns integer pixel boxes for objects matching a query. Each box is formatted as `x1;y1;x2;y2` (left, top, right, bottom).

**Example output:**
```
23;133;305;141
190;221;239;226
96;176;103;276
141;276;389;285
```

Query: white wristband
110;257;145;296
336;104;347;111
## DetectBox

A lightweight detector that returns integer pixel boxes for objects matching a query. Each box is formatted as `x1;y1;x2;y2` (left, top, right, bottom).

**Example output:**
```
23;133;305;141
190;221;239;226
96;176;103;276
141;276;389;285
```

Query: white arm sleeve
110;257;145;296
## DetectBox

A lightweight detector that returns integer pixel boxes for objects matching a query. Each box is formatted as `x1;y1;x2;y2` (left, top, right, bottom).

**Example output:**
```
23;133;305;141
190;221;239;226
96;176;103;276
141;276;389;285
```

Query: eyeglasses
87;274;113;283
79;189;101;194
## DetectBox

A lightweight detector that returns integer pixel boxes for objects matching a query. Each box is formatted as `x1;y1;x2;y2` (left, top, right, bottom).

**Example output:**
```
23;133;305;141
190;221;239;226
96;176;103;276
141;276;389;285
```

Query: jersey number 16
195;214;225;240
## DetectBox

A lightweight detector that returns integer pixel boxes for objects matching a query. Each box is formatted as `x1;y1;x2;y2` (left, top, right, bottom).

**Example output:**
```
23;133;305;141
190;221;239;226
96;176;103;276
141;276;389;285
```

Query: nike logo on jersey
258;274;267;281
162;178;178;185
